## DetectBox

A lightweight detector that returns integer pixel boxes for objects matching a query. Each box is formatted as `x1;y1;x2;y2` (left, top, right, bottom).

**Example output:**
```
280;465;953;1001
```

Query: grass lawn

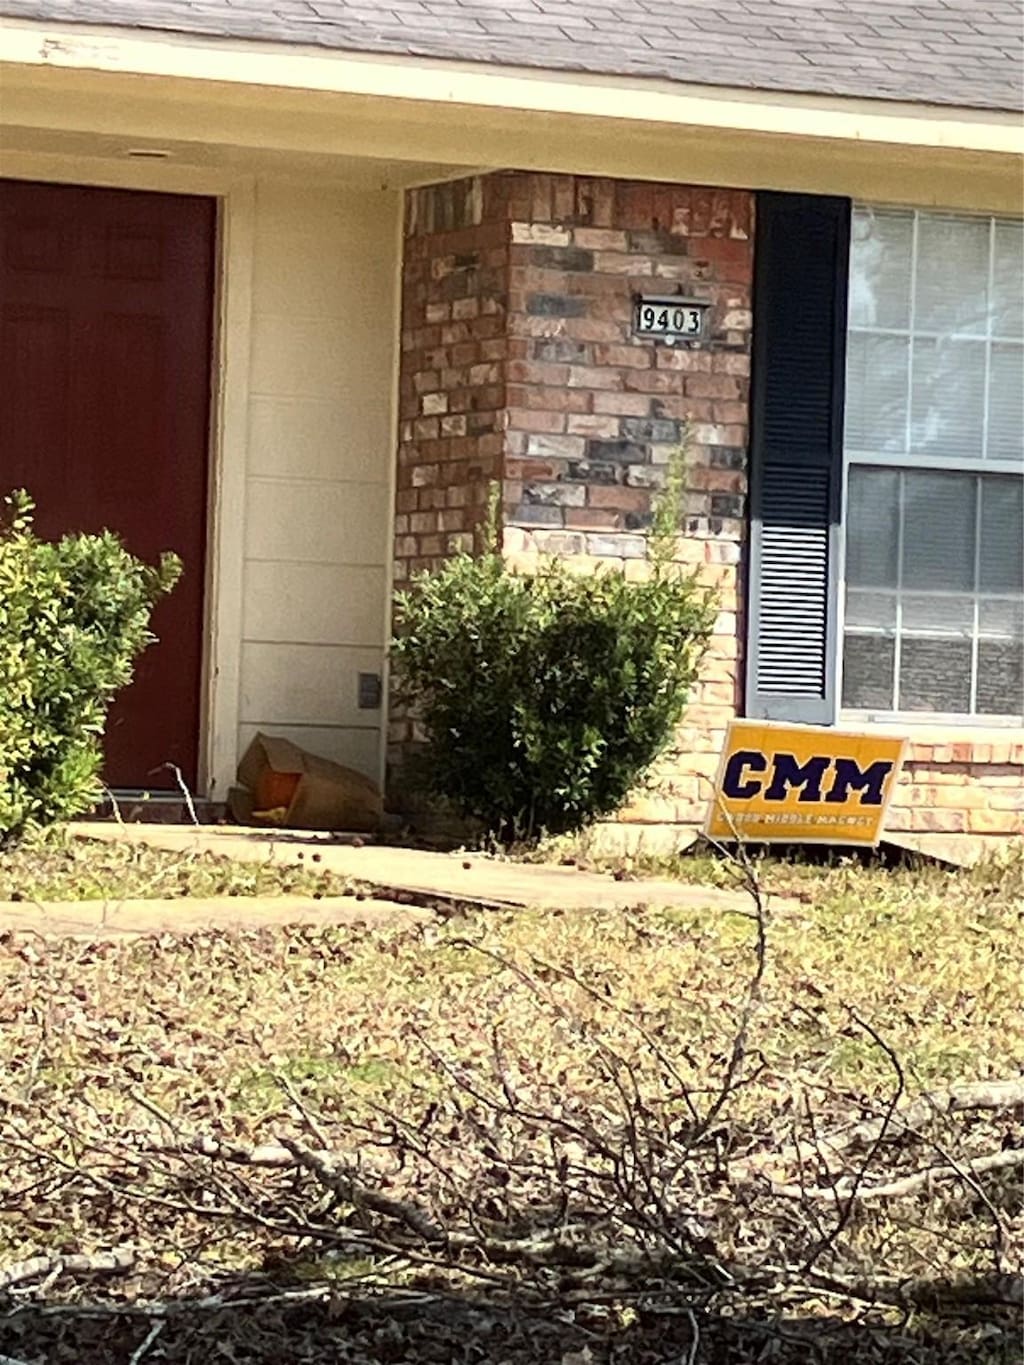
0;848;1021;1363
0;832;355;902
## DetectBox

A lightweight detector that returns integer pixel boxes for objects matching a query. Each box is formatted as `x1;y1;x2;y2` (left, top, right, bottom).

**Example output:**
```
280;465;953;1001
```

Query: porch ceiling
0;115;467;191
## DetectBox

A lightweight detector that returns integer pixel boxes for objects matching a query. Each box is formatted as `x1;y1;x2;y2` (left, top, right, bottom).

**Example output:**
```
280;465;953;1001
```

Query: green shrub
391;464;716;842
0;491;180;846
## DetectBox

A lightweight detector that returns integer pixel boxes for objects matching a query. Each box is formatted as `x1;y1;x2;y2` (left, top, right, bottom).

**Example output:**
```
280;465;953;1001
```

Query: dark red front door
0;179;215;791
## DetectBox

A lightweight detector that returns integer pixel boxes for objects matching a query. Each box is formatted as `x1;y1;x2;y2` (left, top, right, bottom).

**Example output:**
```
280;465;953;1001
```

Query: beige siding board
248;395;387;483
245;478;388;565
240;642;384;728
237;723;382;780
249;313;378;400
252;230;387;316
242;562;386;646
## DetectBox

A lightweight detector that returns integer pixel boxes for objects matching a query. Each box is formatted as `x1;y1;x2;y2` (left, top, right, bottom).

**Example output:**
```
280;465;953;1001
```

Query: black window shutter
746;192;851;724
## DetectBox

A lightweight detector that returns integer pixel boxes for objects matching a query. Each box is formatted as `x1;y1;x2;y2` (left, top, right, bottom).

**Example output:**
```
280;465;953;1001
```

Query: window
842;208;1024;720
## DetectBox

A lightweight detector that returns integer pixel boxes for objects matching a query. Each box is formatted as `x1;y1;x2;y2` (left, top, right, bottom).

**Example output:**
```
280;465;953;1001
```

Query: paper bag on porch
229;732;382;833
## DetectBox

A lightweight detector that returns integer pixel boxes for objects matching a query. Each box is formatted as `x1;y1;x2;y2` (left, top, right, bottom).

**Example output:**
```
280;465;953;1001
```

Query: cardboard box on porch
229;732;382;833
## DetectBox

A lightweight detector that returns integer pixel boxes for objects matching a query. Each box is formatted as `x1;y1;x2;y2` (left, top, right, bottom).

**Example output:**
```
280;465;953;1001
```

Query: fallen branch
5;1283;338;1321
772;1147;1023;1202
732;1076;1024;1181
794;1267;1024;1312
0;1248;135;1292
278;1137;446;1243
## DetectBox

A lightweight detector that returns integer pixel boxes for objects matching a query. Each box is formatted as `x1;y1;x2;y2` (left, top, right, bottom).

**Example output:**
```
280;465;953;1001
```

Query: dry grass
0;831;354;902
0;847;1021;1362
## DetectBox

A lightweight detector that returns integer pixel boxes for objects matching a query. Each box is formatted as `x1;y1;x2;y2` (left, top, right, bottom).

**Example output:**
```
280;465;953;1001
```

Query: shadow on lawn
2;1268;1019;1365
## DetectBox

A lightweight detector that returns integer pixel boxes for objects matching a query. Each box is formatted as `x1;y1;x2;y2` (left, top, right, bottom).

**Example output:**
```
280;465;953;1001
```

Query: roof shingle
2;0;1021;113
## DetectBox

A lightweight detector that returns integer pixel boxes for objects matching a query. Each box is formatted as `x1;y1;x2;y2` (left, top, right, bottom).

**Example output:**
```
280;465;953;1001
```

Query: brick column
392;172;754;824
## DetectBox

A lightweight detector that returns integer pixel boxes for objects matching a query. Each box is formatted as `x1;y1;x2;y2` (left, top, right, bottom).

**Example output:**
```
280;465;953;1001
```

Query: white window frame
838;204;1024;729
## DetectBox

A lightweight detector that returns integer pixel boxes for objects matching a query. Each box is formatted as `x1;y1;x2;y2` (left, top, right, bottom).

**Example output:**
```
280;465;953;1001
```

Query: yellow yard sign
706;720;906;846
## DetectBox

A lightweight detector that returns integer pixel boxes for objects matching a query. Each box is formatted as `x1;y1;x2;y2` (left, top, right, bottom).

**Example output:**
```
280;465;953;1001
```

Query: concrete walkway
0;823;775;938
66;821;765;913
0;894;430;939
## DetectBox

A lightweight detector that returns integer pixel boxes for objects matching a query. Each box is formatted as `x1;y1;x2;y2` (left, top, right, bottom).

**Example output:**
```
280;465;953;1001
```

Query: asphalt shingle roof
2;0;1022;113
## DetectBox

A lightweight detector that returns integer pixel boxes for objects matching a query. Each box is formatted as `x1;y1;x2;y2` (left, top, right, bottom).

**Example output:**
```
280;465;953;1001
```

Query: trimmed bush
0;491;180;846
391;468;716;842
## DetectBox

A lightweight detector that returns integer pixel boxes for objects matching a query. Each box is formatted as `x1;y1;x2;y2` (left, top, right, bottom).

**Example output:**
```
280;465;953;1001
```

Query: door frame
1;151;254;801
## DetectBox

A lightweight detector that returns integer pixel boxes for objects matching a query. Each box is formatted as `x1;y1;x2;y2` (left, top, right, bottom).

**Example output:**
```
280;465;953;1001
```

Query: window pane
915;214;990;336
979;597;1024;717
979;595;1024;717
845;468;899;588
980;597;1024;639
849;209;913;329
902;472;975;592
845;589;896;630
992;220;1024;339
910;338;985;460
987;343;1024;463
842;634;895;710
980;477;1024;592
845;334;908;454
902;594;973;636
900;638;972;712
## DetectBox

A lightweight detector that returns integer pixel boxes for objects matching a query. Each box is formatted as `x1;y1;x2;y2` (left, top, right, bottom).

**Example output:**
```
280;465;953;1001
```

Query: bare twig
801;1012;904;1273
128;1319;166;1364
150;763;199;826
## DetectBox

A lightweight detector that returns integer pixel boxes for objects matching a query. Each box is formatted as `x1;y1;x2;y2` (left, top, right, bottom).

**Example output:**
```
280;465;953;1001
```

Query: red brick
507;360;571;385
593;343;651;369
505;408;567;433
563;414;619;438
713;401;749;425
686;373;742;399
589;485;651;513
568;365;625;390
506;385;591;414
593;392;651;416
506;458;560;480
623;370;685;394
565;506;624;530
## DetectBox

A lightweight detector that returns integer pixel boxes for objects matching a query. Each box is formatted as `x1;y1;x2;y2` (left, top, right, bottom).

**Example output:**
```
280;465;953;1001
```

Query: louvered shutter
746;192;851;724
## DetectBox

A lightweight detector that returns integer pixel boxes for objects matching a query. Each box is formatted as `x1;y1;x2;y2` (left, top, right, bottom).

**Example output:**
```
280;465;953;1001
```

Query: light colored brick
587;533;647;559
511;222;571;246
525;434;587;459
908;809;967;833
968;810;1023;834
573;228;629;250
532;530;587;555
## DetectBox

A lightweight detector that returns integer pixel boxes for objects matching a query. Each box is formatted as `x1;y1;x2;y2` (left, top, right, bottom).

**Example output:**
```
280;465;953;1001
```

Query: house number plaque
632;295;708;345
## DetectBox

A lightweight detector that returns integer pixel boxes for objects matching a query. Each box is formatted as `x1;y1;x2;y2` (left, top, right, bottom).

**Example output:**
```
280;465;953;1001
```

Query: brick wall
889;739;1024;836
394;178;509;591
392;172;1022;845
